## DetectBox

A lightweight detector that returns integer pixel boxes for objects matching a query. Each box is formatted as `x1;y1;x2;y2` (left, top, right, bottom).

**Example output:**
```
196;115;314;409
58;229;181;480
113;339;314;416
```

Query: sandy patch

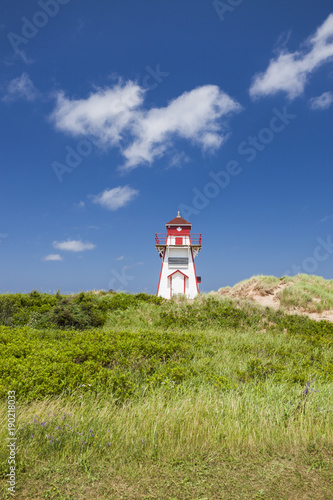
217;279;333;322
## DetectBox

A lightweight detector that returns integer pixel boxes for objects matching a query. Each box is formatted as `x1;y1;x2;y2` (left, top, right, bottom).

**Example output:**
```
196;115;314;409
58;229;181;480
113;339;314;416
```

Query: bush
0;291;60;327
156;297;262;330
0;292;109;330
101;292;163;311
0;297;18;326
0;327;196;401
40;297;107;330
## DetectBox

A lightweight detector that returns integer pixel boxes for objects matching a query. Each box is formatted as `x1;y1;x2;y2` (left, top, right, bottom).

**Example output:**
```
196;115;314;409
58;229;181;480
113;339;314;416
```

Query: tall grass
218;274;333;313
1;380;332;475
279;276;333;312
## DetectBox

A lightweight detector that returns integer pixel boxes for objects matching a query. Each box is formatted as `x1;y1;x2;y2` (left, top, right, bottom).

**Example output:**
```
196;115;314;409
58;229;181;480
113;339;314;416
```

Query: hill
0;279;332;499
216;274;333;322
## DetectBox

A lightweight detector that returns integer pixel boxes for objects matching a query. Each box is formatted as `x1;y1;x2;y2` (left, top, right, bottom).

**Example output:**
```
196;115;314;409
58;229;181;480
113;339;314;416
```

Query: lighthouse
155;212;202;299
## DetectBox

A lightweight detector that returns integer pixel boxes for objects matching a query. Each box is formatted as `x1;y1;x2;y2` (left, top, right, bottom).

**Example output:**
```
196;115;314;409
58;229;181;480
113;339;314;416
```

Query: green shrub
156;297;262;330
42;299;106;329
0;297;18;326
0;291;60;327
101;292;163;312
238;358;284;382
0;292;108;330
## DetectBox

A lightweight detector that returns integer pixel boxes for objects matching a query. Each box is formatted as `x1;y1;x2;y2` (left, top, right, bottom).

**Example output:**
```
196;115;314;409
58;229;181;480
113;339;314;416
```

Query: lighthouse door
171;272;185;297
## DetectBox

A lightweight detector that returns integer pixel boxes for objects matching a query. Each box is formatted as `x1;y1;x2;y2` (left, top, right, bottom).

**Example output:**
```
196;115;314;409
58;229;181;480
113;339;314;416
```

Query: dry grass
217;274;333;319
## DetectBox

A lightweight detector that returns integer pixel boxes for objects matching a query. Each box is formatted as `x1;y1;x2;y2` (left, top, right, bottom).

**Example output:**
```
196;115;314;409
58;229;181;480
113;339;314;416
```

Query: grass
219;274;333;313
220;274;284;294
278;275;333;312
1;277;333;499
1;386;332;499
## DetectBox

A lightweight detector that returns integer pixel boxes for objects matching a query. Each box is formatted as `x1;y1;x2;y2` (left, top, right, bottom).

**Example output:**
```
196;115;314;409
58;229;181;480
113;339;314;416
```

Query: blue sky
1;0;333;294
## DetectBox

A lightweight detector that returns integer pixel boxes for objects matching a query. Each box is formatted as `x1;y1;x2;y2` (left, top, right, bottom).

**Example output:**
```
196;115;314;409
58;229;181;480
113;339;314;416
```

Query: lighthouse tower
155;212;202;299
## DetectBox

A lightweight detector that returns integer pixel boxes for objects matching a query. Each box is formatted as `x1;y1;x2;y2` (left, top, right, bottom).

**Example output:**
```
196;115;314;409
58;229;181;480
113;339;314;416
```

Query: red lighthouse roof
166;211;192;227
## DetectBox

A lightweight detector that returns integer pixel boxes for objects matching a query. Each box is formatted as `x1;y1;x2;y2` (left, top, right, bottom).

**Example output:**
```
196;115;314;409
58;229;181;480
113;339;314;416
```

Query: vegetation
278;275;333;312
1;278;333;499
219;274;333;313
0;290;161;330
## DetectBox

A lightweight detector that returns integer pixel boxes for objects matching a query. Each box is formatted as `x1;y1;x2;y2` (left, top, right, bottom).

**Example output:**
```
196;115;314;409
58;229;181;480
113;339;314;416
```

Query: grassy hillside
0;278;333;499
218;274;333;315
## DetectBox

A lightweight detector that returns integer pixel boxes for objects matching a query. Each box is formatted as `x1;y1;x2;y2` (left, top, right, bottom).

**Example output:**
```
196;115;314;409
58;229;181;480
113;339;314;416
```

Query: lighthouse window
168;257;188;267
175;237;183;245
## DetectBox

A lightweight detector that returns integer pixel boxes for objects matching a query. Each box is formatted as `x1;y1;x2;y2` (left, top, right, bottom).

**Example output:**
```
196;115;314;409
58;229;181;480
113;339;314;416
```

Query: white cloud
309;91;333;110
53;240;96;252
123;262;144;270
2;73;38;102
50;81;144;145
320;214;333;222
43;254;63;261
91;186;139;210
168;152;190;168
116;256;124;261
121;85;241;170
51;82;241;170
73;201;85;209
250;14;333;100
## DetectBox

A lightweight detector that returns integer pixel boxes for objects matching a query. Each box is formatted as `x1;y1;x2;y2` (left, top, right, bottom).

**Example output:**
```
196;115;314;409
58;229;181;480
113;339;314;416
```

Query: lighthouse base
157;253;199;300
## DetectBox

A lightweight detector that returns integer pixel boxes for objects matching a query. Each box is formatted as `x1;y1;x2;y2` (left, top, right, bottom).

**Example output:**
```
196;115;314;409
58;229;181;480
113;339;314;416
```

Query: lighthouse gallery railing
155;233;202;246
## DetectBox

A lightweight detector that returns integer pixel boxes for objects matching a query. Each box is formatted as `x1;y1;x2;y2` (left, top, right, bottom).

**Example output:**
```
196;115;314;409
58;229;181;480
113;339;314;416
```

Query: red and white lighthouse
155;212;202;299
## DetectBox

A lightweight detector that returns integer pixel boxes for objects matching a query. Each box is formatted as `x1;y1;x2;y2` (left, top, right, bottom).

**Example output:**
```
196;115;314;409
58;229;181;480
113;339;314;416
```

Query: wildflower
108;442;111;447
303;381;311;395
30;435;34;438
41;422;46;426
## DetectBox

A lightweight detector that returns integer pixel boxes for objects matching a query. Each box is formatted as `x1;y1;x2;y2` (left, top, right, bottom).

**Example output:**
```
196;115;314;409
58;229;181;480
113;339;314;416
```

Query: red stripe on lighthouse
156;249;165;296
191;248;199;294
